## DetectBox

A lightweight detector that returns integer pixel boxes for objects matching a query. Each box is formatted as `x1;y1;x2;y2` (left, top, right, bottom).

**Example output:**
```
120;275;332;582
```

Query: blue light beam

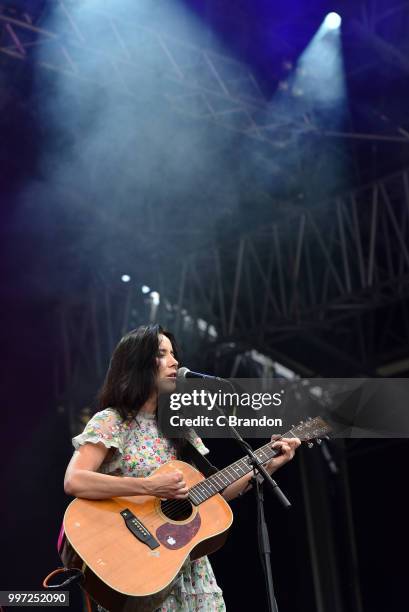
291;13;346;112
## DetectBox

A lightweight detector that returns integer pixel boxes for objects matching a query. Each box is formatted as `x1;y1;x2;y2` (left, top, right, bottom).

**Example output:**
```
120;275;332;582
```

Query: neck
140;393;158;414
188;434;296;506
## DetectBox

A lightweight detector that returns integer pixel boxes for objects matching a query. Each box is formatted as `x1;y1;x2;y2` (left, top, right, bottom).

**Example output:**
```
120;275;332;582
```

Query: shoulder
88;408;123;427
72;408;127;452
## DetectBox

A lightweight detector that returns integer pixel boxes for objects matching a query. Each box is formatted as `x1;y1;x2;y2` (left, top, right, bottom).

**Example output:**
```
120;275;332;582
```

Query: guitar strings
153;442;281;519
136;433;315;521
161;424;324;516
116;443;283;523
130;426;325;521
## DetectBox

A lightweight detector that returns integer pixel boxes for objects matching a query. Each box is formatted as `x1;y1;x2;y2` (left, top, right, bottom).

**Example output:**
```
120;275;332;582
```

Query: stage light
324;12;341;30
289;10;345;106
150;291;160;306
121;274;131;282
141;285;151;294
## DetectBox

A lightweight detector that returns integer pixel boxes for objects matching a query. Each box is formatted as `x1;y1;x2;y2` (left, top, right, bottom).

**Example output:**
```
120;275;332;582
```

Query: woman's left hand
264;436;301;474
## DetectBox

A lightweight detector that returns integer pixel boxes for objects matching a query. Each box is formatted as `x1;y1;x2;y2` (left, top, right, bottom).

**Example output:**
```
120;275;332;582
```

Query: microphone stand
215;405;291;612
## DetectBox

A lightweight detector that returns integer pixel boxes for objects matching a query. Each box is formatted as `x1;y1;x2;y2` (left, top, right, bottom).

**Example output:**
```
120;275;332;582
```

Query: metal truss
2;0;409;152
0;2;266;130
353;0;409;76
3;0;409;381
161;168;409;374
53;167;409;396
54;278;220;431
54;281;150;431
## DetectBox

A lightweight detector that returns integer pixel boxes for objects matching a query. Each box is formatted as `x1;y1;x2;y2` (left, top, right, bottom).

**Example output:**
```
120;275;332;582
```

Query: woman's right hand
145;470;189;499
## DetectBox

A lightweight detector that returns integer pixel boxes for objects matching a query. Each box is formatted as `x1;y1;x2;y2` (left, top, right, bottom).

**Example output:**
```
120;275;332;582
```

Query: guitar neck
188;430;297;505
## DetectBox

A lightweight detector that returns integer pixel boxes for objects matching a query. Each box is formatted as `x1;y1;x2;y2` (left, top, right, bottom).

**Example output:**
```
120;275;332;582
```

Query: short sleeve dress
72;408;226;612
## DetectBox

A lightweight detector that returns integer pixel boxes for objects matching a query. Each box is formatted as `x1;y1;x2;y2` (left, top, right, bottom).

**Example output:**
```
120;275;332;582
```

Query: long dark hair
99;324;179;421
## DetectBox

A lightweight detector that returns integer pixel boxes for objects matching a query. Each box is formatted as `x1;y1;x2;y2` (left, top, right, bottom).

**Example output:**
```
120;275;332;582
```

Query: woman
64;324;300;611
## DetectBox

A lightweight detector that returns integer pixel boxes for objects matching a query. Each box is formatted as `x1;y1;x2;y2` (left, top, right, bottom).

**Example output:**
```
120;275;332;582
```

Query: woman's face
156;334;178;391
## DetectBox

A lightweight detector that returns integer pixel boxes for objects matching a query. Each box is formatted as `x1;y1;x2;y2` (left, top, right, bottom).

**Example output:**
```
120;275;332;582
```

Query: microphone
177;367;225;381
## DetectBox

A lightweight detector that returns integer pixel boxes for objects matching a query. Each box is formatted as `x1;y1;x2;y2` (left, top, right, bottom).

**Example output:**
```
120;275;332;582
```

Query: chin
158;378;177;393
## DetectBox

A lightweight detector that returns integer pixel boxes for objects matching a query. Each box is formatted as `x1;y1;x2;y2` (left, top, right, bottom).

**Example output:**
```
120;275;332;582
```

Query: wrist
126;475;151;495
238;480;252;497
140;476;152;495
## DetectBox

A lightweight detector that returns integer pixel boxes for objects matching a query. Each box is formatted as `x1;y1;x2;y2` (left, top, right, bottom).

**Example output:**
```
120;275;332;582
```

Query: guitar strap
181;441;219;477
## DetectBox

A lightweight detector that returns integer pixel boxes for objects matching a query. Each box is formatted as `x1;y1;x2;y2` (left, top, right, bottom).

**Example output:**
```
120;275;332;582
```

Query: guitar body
61;460;233;612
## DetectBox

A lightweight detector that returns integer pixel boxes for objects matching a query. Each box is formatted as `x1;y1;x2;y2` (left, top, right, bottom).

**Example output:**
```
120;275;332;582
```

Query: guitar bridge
120;509;159;550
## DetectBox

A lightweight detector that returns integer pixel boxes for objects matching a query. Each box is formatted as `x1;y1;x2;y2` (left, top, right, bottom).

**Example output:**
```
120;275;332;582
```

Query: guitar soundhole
160;499;193;521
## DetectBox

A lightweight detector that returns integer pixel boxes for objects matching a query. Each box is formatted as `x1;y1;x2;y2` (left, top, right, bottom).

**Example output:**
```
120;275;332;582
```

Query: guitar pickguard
156;513;201;550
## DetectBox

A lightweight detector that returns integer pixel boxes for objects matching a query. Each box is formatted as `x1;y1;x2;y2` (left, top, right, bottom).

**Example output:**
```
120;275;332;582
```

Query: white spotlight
150;291;160;306
121;274;131;283
324;12;341;29
141;285;151;294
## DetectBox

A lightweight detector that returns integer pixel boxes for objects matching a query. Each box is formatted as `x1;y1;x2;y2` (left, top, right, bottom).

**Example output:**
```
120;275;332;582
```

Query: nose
170;354;178;368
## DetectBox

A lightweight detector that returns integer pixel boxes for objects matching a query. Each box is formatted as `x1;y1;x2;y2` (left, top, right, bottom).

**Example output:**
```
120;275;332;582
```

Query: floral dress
72;408;226;612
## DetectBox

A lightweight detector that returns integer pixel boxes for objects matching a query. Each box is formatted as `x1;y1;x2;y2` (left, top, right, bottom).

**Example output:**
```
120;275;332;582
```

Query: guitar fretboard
188;431;297;505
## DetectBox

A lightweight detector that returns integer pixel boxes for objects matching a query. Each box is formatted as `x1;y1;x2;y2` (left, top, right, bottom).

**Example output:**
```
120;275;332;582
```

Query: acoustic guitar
61;417;331;611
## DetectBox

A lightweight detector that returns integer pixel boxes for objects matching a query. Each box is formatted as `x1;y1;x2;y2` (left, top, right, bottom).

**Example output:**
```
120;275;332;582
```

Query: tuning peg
325;436;330;440
316;438;322;445
307;442;314;449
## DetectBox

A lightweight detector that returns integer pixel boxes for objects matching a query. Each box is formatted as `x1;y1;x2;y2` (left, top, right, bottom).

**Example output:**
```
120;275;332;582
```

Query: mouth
165;374;177;379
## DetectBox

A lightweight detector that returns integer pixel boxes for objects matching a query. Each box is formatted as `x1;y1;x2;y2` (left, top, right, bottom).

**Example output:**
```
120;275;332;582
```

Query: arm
221;437;301;502
64;442;189;500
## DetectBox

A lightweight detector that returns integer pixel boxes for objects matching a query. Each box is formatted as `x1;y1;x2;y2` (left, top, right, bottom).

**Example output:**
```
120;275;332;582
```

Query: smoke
6;1;351;301
9;0;247;297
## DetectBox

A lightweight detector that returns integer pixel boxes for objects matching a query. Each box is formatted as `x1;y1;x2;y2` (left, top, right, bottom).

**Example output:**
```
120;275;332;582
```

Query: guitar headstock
290;417;333;446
